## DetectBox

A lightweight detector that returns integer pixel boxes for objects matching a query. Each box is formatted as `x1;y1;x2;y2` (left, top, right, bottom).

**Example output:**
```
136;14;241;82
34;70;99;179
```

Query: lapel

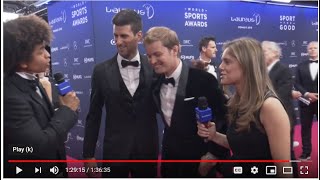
302;61;314;82
170;61;189;126
269;61;280;81
10;74;53;120
132;54;151;99
105;55;121;96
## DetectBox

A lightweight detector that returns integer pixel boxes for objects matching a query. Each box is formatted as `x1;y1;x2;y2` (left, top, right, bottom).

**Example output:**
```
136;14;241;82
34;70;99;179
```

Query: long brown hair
223;37;276;132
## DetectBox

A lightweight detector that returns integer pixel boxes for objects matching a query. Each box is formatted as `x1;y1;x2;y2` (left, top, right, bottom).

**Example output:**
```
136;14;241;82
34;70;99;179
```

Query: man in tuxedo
144;26;229;177
4;15;80;177
295;41;318;160
83;9;158;177
262;41;298;177
191;36;219;79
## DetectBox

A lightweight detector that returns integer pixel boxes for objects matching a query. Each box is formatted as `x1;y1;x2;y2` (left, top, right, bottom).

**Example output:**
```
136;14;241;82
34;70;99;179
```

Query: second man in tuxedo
144;26;229;177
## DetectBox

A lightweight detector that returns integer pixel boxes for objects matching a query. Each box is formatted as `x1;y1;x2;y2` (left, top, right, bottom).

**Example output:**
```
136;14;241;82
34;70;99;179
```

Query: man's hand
84;157;101;177
198;152;217;177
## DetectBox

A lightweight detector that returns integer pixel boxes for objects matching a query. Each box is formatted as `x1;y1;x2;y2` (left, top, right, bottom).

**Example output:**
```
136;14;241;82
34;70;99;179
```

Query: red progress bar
8;160;290;163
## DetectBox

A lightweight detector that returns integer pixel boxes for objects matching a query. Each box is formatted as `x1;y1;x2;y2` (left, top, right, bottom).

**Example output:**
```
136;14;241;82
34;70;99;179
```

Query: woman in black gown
197;37;292;178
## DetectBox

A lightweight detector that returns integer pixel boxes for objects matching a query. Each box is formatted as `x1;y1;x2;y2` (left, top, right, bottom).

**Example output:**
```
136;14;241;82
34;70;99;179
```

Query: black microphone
54;72;73;96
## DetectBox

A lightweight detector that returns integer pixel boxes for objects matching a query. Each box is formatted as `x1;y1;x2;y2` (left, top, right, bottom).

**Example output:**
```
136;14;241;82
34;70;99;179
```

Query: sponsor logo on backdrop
84;38;93;48
65;132;73;143
64;74;69;79
277;41;287;47
110;39;116;45
84;57;95;63
71;3;88;27
311;20;318;31
181;40;193;47
180;55;195;61
290;52;297;58
60;43;70;51
77;120;84;128
279;15;295;31
105;3;154;19
217;42;227;46
52;61;60;66
64;58;68;67
291;40;296;47
73;57;80;65
289;64;298;68
302;41;308;46
84;75;92;79
230;13;261;30
73;74;83;80
76;135;84;142
49;10;67;26
73;41;78;50
184;7;208;28
51;47;59;53
301;52;308;57
75;91;84;95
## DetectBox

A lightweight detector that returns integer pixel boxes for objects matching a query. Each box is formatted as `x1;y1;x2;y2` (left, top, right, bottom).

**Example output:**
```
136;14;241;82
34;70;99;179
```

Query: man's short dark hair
112;9;142;35
198;36;216;52
4;15;52;76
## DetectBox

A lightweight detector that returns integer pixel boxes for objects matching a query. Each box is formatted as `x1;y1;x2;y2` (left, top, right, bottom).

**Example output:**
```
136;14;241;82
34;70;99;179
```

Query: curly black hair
4;15;53;76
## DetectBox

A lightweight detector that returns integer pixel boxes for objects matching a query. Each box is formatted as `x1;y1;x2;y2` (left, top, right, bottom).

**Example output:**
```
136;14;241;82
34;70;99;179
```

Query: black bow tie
162;77;175;87
310;60;318;63
121;60;139;68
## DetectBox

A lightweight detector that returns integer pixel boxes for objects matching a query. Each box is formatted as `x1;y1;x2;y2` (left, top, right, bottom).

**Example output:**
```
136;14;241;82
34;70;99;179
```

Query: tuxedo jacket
83;54;159;161
152;62;229;160
4;74;78;177
295;60;318;107
269;61;294;121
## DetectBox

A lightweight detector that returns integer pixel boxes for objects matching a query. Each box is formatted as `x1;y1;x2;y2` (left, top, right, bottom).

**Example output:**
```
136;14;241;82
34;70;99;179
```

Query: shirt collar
16;72;38;80
267;59;279;72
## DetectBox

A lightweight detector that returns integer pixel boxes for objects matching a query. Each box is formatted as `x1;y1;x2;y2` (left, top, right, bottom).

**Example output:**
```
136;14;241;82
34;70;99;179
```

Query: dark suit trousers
300;102;318;155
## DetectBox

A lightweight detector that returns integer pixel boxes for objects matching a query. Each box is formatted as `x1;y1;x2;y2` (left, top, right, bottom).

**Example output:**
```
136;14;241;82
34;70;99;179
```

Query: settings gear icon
251;166;259;174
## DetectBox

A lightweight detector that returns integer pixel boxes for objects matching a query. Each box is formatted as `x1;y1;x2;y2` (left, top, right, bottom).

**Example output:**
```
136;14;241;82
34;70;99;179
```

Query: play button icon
16;166;22;174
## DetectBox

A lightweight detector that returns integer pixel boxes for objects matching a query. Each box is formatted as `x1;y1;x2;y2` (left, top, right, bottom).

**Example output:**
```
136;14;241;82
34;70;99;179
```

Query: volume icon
50;166;59;175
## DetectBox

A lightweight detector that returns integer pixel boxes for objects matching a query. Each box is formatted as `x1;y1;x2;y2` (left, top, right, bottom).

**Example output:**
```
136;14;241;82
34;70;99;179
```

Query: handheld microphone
195;97;213;142
195;96;213;126
54;72;73;96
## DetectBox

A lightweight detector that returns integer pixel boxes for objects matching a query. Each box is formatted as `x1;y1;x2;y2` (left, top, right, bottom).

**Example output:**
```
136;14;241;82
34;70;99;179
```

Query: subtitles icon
233;166;243;174
266;166;277;175
283;167;293;175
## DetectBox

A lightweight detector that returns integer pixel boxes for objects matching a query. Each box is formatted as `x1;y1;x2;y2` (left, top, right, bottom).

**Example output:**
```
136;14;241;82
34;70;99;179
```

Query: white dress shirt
199;56;217;78
160;61;182;126
117;53;141;97
309;59;318;81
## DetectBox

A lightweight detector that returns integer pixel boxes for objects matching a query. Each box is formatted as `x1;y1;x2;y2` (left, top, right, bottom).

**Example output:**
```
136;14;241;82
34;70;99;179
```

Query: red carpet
293;121;318;178
67;121;318;178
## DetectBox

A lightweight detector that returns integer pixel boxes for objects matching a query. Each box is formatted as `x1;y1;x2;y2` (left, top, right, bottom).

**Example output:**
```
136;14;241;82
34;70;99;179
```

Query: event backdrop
47;1;318;160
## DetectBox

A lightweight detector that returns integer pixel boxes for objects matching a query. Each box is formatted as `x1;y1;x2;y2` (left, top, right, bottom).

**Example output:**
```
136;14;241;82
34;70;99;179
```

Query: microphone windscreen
54;73;64;84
